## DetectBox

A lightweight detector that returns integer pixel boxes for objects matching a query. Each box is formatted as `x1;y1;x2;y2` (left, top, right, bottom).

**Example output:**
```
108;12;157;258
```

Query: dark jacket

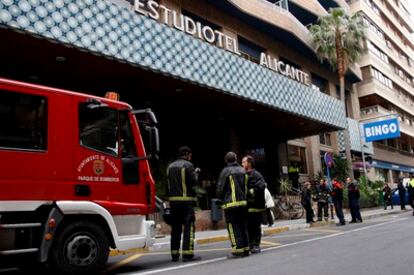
167;158;197;202
398;181;406;195
316;183;330;203
347;182;360;201
383;185;392;200
331;180;343;202
246;169;266;212
301;188;312;207
217;162;248;210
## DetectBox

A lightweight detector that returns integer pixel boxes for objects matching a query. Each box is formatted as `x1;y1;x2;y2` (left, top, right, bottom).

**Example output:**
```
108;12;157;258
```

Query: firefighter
217;152;250;257
316;179;330;222
242;155;266;253
346;177;362;223
166;146;201;262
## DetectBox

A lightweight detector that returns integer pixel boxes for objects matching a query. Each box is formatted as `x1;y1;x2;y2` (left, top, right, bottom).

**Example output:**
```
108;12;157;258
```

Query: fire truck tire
50;221;109;275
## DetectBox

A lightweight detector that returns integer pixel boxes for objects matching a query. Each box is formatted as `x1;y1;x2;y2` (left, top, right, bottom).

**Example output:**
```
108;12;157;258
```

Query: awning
371;160;414;173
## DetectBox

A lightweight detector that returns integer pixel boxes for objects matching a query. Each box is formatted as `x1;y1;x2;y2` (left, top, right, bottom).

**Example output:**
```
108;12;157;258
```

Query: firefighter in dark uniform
397;176;406;210
346;177;362;223
242;155;266;254
166;147;200;262
332;177;346;226
316;179;330;222
217;152;250;257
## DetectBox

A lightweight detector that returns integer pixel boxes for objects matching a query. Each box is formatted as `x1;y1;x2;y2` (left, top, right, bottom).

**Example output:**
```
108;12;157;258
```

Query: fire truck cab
0;78;159;274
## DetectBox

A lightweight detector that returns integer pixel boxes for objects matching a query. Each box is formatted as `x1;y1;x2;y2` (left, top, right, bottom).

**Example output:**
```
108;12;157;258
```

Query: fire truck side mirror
147;126;160;159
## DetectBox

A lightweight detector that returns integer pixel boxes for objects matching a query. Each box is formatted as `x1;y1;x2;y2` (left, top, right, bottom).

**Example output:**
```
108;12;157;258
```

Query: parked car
391;188;410;206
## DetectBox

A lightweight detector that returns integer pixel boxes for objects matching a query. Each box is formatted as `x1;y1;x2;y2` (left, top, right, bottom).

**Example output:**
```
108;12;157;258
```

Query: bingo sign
363;118;400;142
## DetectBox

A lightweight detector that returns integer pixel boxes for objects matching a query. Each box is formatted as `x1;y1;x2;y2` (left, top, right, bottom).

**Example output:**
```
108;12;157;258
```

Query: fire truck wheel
51;221;109;275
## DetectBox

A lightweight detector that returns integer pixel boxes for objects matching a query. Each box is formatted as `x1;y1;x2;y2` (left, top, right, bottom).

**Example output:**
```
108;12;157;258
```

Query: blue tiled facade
0;0;346;129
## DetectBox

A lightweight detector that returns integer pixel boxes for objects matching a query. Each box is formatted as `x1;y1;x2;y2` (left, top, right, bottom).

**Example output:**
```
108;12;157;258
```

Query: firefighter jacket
347;182;360;201
216;163;248;210
167;158;198;202
316;184;330;203
246;169;266;212
331;180;343;202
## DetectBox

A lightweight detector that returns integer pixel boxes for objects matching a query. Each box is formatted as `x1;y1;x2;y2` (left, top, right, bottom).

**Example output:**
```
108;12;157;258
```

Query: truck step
0;248;39;255
0;223;42;229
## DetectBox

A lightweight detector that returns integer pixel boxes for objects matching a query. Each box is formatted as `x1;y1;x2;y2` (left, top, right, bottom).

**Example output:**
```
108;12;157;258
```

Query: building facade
0;0;363;192
348;0;414;184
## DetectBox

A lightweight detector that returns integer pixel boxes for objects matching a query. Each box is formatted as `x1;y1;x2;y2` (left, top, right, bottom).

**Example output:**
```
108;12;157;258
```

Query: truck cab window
120;111;138;158
79;103;119;156
0;90;47;151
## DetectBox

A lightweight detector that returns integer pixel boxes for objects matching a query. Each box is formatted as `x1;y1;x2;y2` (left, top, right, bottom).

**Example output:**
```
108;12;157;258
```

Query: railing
256;0;310;35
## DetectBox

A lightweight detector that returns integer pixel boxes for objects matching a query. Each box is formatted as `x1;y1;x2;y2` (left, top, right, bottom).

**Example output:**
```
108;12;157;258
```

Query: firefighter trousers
170;202;195;259
247;211;263;249
224;207;249;256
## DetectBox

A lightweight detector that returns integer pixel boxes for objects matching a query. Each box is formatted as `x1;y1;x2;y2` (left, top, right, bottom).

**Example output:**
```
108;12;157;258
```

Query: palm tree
309;8;366;179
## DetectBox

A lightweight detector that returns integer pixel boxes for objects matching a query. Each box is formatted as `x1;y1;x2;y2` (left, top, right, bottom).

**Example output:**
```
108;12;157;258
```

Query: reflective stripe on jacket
217;163;248;210
167;158;197;202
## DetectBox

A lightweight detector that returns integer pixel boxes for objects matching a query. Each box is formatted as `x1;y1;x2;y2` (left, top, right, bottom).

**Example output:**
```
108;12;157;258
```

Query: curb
151;209;408;250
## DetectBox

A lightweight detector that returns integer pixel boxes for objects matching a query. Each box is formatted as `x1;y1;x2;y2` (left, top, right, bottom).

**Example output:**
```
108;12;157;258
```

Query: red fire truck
0;78;159;274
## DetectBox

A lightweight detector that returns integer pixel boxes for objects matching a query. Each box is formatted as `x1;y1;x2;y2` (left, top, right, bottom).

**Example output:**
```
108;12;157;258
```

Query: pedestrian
242;155;266;253
382;183;393;210
301;182;314;224
288;163;300;190
346;177;362;223
166;146;201;262
397;176;406;210
316;178;330;222
332;177;346;226
408;176;414;215
263;186;275;227
217;152;250;258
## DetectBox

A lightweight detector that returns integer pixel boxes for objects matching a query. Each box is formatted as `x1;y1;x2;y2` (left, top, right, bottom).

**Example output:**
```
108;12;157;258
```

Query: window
311;73;329;94
376;168;389;182
367;42;389;64
319;132;332;146
0;90;47;151
238;36;264;64
371;68;393;89
79;103;119;156
288;145;307;174
120;111;137;158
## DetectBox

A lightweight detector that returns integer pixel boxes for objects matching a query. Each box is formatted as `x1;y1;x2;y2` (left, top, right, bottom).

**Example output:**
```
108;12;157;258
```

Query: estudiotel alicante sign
132;0;310;86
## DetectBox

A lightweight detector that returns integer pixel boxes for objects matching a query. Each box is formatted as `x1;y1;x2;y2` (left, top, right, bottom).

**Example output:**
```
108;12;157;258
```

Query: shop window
0;90;47;151
311;73;329;94
238;36;264;64
376;168;389;182
79;103;119;157
288;145;307;174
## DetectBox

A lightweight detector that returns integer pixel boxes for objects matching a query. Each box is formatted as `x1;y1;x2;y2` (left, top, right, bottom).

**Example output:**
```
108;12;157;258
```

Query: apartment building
348;0;414;183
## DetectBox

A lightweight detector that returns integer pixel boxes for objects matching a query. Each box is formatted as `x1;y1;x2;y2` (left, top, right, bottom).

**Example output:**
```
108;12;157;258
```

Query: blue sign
363;118;400;142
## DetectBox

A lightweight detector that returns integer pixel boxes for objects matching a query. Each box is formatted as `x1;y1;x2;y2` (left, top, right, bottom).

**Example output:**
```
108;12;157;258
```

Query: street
2;211;413;275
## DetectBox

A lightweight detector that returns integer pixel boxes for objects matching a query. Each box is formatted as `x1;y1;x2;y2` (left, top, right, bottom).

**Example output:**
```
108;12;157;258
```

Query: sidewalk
151;207;406;251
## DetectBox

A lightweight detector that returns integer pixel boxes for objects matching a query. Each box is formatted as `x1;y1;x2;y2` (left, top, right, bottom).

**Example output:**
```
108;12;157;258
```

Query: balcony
365;28;414;77
318;0;350;13
360;105;414;138
359;52;414;94
387;0;413;33
356;78;414;117
290;0;327;17
228;0;312;46
349;0;414;61
372;0;413;46
373;143;414;165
